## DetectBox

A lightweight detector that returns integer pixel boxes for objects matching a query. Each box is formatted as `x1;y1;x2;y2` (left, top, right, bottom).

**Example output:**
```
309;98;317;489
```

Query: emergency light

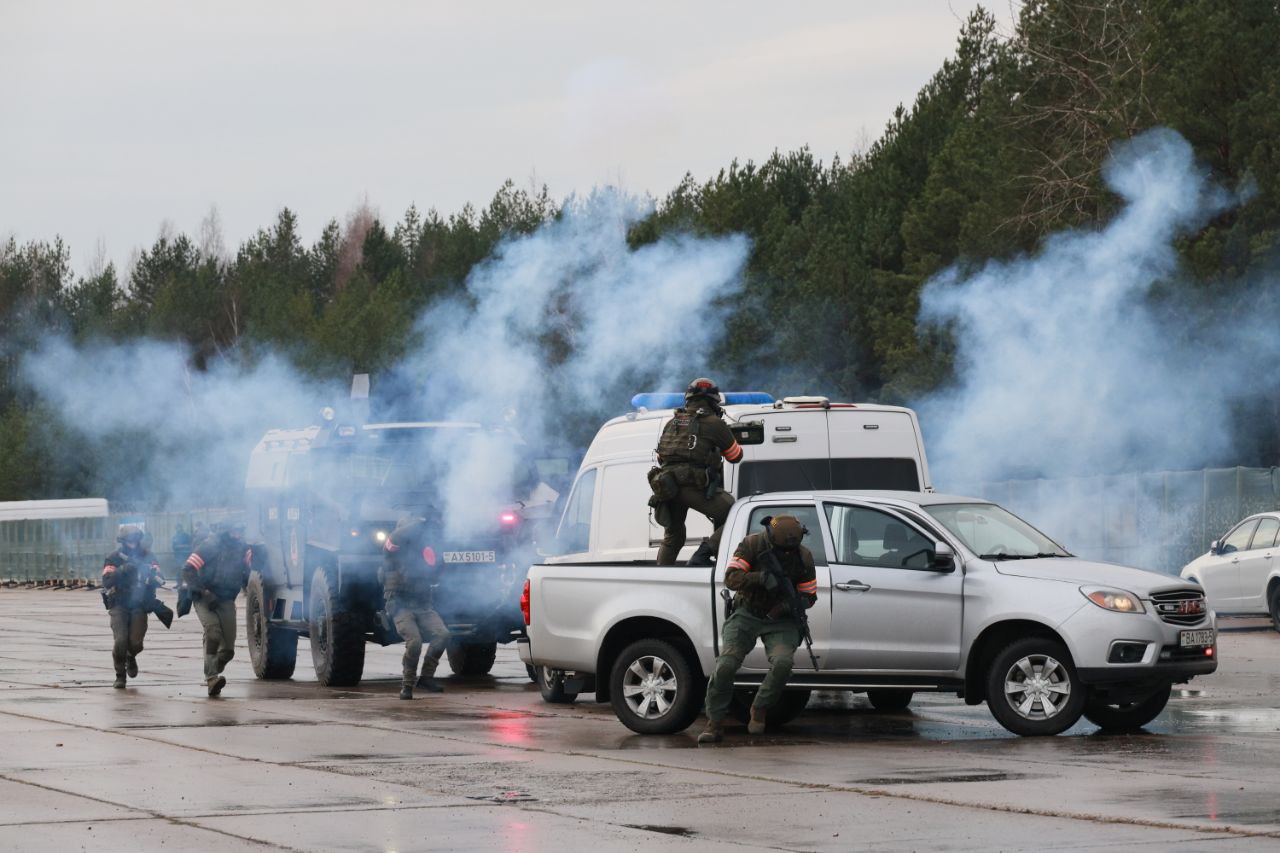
630;392;774;410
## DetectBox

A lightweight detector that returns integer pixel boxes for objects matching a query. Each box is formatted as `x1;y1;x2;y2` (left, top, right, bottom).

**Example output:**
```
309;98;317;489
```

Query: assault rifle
759;523;820;671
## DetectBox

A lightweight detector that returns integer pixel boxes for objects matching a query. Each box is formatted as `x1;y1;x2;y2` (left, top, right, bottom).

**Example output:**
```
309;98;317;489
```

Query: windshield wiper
980;552;1063;561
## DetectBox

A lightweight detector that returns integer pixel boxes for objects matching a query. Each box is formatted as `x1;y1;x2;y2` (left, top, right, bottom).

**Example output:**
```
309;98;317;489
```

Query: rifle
758;527;820;671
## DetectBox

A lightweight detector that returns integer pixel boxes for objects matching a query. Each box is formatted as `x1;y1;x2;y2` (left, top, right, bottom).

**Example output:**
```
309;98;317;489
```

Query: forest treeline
3;0;1279;501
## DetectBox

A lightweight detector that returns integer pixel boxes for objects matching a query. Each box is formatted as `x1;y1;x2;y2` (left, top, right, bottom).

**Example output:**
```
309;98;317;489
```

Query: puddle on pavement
854;769;1030;785
1124;788;1280;826
1162;705;1280;734
624;825;696;837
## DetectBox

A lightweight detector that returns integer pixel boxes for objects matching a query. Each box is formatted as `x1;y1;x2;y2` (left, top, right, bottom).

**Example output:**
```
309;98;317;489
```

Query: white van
548;393;932;563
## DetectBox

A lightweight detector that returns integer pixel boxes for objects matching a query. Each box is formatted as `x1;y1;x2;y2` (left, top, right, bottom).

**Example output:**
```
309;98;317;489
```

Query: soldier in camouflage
651;378;743;566
699;515;818;743
381;515;450;700
180;522;253;697
101;525;165;689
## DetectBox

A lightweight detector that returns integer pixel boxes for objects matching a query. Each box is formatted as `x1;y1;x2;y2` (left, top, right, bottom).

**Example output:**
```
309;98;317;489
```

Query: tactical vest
656;408;721;469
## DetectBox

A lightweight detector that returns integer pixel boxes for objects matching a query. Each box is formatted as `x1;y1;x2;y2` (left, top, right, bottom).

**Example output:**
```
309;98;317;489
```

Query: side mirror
932;541;957;572
1209;539;1221;556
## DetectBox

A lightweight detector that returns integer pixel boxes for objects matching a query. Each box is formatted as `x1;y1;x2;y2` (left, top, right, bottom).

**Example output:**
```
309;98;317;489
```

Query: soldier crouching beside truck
381;515;450;700
178;522;252;697
101;525;172;689
699;515;818;743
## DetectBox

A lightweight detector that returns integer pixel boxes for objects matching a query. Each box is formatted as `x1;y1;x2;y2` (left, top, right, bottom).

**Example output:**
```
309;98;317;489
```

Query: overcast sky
2;1;1015;275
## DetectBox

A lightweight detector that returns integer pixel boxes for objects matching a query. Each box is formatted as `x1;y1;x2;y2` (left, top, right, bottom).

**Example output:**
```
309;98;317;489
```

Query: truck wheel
609;639;702;735
245;571;297;680
525;664;538;682
535;666;579;704
867;689;915;712
308;569;365;687
985;637;1085;736
446;641;498;677
729;688;811;728
1083;684;1172;732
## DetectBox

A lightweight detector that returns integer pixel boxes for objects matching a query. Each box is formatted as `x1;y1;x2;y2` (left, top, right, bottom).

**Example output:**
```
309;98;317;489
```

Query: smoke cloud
916;128;1247;485
17;189;749;540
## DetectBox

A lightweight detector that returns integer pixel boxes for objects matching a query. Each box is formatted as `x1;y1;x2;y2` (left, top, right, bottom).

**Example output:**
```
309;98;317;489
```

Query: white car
1181;512;1280;630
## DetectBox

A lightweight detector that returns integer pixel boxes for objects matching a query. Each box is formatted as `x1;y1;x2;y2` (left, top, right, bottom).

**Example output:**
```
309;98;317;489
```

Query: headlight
1080;586;1145;614
374;530;388;544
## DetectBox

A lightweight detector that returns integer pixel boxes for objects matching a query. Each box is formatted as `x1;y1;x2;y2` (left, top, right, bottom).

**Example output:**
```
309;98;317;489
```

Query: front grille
1150;588;1208;626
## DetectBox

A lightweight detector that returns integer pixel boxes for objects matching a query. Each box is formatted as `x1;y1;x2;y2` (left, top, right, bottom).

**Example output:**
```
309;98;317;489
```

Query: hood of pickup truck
992;557;1182;594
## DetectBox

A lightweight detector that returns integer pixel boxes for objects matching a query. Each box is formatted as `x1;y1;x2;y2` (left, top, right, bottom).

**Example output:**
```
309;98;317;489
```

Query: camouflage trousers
703;609;800;722
109;606;148;677
392;604;450;688
194;598;237;681
657;486;735;565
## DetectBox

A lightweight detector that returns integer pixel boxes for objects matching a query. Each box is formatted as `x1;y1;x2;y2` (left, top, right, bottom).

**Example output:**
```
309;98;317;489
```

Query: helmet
116;524;144;547
684;377;721;405
767;515;806;549
214;521;247;538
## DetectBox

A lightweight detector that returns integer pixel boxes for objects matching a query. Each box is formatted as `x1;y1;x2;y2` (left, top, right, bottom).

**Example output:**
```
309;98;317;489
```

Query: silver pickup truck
518;490;1218;736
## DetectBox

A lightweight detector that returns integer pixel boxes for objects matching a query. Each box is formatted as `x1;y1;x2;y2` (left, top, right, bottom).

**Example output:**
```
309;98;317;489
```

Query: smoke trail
916;128;1241;485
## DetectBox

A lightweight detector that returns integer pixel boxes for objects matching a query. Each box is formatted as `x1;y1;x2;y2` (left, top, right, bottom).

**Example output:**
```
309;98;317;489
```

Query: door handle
1231;557;1240;564
834;581;871;592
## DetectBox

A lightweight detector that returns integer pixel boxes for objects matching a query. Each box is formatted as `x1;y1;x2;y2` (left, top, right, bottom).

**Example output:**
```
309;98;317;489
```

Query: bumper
1060;603;1217;685
517;636;533;665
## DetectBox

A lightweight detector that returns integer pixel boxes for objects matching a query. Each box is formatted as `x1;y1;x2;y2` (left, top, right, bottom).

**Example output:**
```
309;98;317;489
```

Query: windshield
924;503;1069;560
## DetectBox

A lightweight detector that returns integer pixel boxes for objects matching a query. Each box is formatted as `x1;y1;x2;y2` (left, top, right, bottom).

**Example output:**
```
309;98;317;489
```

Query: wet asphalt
1;588;1278;852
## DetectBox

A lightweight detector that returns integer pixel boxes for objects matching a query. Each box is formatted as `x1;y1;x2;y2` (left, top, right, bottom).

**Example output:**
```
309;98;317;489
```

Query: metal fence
0;509;244;586
953;467;1280;575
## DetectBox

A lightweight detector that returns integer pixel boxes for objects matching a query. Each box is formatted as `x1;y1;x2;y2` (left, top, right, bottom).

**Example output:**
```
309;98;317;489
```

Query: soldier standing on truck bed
650;378;743;566
699;515;818;743
179;522;252;697
101;525;170;689
381;515;450;700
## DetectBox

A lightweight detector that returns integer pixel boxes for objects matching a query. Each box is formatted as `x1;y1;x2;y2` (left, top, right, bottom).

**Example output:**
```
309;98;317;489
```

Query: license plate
1179;629;1214;648
443;550;496;564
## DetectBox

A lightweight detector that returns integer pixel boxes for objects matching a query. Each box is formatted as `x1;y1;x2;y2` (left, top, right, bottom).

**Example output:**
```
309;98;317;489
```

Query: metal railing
0;509;244;587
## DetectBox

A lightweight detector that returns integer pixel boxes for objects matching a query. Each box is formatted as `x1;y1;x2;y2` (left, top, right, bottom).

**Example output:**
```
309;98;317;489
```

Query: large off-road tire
446;641;498;677
867;689;915;712
1269;584;1280;633
729;688;811;728
1083;684;1172;732
308;569;365;687
609;638;703;735
535;665;579;704
245;571;297;680
985;636;1085;736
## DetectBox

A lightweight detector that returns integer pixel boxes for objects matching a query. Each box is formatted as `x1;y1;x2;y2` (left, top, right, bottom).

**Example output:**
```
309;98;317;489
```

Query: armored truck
243;416;555;686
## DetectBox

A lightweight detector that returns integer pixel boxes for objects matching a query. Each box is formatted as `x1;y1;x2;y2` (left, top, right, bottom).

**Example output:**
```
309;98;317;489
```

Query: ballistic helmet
116;524;144;547
685;377;721;405
767;515;807;549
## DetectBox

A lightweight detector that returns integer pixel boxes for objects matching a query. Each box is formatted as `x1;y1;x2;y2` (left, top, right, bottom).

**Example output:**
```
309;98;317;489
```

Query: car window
1221;519;1258;554
824;503;935;569
745;504;827;565
1250;517;1280;550
557;468;597;555
737;458;920;494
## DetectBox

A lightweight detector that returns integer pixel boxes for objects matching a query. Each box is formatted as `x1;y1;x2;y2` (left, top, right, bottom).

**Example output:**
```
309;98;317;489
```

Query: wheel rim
249;593;264;655
1003;653;1071;720
540;666;562;688
621;655;678;719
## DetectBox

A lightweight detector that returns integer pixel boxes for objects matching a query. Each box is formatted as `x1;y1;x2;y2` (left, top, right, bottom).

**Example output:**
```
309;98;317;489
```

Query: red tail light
520;579;531;626
500;510;520;527
422;546;437;566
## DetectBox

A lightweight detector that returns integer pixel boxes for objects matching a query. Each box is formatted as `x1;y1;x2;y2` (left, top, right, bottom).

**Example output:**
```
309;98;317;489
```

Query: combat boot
207;675;226;697
697;719;723;744
748;706;767;735
126;656;138;679
399;686;414;700
417;675;444;693
113;675;126;689
687;539;716;567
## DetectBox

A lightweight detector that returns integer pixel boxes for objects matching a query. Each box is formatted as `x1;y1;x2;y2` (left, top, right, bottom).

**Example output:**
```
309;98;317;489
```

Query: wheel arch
595;616;701;704
964;619;1069;706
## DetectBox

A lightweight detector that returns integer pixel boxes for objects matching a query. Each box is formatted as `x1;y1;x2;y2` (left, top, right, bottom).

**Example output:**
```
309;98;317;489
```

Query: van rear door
729;410;830;496
826;410;928;491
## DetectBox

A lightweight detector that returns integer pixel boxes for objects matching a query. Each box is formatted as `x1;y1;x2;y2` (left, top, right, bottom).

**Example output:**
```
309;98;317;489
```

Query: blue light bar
631;391;774;410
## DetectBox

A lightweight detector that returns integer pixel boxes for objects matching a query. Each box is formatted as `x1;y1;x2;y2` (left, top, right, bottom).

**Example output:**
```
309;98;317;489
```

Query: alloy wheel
620;655;678;719
1004;653;1072;720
